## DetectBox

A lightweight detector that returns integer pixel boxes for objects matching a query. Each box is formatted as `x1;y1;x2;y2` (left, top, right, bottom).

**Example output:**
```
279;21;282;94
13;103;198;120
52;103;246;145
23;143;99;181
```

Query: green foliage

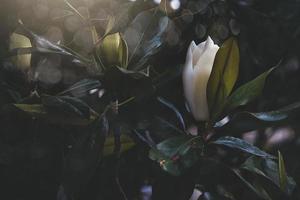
207;37;240;120
102;134;135;156
225;68;274;113
149;136;203;175
278;151;288;192
1;0;300;199
241;156;296;196
13;96;99;126
212;136;275;159
97;32;128;68
215;101;300;133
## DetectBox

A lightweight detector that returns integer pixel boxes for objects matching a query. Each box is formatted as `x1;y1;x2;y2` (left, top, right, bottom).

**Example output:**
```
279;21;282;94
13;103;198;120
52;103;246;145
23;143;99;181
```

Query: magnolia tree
0;0;300;200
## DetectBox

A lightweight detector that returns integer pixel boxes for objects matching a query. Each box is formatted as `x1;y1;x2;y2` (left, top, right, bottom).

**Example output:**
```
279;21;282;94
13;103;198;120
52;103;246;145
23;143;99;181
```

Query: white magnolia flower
183;36;219;121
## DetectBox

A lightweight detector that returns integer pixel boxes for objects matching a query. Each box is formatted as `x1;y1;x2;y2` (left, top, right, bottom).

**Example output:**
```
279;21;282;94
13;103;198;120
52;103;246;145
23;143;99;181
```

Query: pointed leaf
157;96;186;130
212;136;275;159
12;103;97;125
207;37;240;119
124;10;169;70
58;79;102;97
225;68;274;113
243;101;300;122
241;156;296;195
278;151;288;192
215;101;300;133
104;15;116;35
18;22;90;65
14;104;46;115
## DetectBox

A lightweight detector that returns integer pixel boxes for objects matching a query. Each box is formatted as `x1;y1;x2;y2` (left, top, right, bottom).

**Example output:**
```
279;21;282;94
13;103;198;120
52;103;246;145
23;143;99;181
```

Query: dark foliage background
0;0;300;200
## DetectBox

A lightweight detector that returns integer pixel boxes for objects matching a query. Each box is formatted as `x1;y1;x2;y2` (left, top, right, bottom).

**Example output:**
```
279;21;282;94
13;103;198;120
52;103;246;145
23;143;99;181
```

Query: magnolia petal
183;41;196;114
190;41;197;53
192;36;219;121
192;39;207;66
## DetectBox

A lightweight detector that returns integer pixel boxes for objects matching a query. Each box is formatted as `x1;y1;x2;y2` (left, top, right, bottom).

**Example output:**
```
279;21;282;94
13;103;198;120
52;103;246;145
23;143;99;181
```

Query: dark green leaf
214;101;300;133
207;37;239;119
225;68;274;113
245;101;300;122
57;79;102;97
17;22;90;65
103;66;154;101
233;169;272;200
156;136;193;157
124;10;169;70
149;149;181;176
149;136;203;176
42;95;92;119
212;136;275;159
241;156;296;195
157;97;186;130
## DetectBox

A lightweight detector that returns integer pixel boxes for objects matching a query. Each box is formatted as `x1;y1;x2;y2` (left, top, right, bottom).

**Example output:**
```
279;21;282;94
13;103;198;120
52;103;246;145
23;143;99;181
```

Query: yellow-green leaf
14;104;46;115
278;151;287;191
9;33;32;70
207;37;239;120
102;135;135;156
13;103;97;126
98;32;128;68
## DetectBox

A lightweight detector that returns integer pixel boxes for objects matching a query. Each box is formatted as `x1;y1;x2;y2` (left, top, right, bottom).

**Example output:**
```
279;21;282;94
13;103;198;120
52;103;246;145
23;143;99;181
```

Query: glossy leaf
18;22;90;65
57;79;102;97
149;136;203;176
212;136;275;159
98;32;128;68
157;96;186;131
214;101;300;133
225;68;274;113
149;149;181;175
156;136;192;157
124;10;169;70
207;37;239;119
247;101;300;121
241;156;296;195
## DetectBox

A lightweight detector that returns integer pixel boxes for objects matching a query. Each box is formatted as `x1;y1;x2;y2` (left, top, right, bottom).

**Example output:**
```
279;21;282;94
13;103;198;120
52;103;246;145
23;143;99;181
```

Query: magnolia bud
183;36;219;121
